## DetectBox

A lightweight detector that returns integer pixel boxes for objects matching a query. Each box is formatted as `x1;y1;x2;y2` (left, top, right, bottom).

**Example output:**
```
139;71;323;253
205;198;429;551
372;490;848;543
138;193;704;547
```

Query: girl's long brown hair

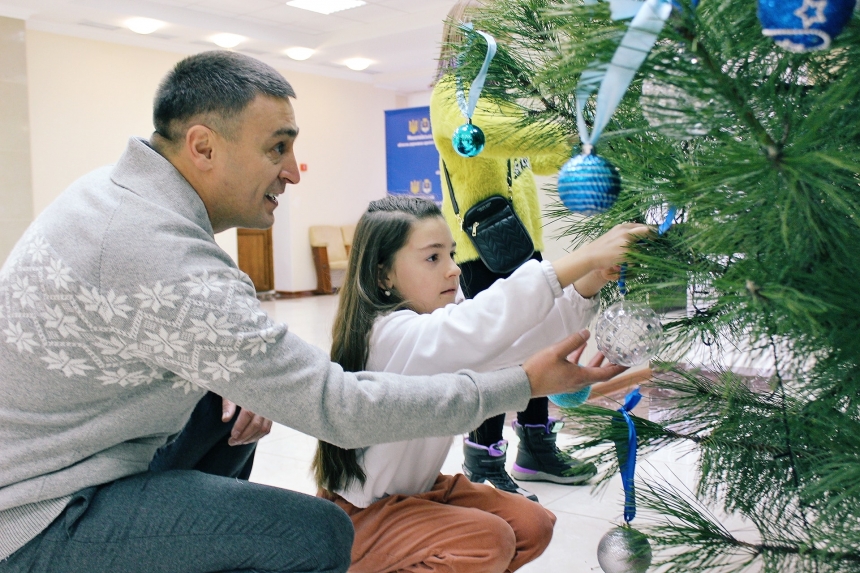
313;196;444;493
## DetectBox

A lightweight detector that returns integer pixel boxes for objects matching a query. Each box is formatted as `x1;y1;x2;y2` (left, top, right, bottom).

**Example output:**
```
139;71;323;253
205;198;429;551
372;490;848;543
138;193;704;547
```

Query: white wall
23;30;397;291
273;73;395;292
406;90;432;108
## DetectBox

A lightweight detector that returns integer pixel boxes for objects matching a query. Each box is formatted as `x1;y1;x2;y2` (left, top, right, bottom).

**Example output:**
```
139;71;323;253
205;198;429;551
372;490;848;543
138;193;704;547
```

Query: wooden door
237;228;274;292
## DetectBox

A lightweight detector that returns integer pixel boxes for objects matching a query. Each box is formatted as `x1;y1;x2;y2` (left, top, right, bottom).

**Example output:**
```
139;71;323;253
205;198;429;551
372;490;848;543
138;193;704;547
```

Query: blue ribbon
619;202;675;296
618;387;642;523
455;25;498;121
618;263;628;296
658;204;677;235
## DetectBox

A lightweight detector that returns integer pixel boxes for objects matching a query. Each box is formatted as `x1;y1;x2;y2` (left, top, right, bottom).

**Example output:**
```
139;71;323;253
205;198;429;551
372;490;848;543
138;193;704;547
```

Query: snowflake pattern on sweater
1;224;278;395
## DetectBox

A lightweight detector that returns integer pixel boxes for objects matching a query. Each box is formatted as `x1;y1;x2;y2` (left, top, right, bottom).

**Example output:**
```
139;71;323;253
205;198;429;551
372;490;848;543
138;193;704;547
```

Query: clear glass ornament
595;300;663;367
597;526;652;573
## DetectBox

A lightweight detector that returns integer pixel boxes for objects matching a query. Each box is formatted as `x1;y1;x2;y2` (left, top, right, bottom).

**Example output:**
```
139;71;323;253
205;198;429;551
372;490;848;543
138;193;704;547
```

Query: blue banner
384;106;441;204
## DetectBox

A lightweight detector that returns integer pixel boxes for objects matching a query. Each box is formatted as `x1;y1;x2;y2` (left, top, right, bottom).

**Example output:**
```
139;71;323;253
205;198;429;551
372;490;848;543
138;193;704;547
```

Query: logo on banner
408;118;431;135
410;180;421;194
423;179;432;194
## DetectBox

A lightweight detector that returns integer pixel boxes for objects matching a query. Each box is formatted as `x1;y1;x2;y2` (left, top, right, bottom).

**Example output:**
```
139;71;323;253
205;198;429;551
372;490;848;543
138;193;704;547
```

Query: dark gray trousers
2;470;352;572
1;393;353;572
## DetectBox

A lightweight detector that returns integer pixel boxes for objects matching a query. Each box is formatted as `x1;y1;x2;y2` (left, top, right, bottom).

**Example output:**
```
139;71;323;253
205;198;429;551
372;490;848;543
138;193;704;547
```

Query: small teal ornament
758;0;856;53
549;385;592;409
452;121;486;158
557;147;621;215
453;27;496;158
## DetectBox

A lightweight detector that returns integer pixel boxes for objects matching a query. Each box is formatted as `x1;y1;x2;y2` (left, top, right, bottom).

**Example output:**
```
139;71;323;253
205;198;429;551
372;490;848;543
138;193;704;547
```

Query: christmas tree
450;1;860;571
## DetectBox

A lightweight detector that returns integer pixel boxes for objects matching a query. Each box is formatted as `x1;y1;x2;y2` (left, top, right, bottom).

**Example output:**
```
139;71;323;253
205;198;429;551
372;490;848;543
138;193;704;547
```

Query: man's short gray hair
153;51;296;143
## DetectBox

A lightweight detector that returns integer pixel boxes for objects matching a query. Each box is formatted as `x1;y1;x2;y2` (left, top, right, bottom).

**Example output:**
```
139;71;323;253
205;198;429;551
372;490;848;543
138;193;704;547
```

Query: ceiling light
125;17;164;35
344;57;372;71
286;0;366;15
284;47;315;61
210;33;246;48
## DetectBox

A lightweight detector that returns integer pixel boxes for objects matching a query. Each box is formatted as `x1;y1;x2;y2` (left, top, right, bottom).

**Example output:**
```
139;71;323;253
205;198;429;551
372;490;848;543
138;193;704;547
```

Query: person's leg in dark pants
459;255;543;500
459;253;595;497
1;470;353;573
149;391;256;479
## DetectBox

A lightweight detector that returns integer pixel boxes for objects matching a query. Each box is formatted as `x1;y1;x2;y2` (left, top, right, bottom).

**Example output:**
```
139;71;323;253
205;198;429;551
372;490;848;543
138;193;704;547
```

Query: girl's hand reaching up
582;223;652;272
552;223;652;294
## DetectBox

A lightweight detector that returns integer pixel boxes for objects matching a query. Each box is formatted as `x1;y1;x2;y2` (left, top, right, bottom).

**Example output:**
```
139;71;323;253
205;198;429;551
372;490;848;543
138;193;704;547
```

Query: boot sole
511;466;593;484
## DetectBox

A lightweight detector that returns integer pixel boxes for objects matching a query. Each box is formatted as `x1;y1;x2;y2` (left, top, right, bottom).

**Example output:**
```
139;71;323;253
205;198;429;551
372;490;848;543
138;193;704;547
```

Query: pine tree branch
770;335;821;573
681;27;781;160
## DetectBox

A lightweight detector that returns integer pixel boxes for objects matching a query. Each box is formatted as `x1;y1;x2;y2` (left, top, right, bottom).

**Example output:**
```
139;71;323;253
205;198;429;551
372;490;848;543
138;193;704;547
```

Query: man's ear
185;125;216;171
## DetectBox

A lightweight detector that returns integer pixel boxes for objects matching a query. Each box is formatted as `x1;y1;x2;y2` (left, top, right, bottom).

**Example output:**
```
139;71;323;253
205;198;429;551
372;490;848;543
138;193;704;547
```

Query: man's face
207;95;300;232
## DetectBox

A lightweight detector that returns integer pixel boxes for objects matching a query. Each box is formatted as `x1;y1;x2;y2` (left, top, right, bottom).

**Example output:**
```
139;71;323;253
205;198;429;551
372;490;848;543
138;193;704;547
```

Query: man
0;51;625;573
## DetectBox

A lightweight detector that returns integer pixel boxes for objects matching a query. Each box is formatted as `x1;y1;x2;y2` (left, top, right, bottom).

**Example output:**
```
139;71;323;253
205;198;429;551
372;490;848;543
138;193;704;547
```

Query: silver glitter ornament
595;300;663;367
597;526;652;573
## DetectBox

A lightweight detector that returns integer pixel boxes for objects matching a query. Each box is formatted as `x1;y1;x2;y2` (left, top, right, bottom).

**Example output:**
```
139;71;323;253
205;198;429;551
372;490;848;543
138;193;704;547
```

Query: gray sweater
0;138;530;559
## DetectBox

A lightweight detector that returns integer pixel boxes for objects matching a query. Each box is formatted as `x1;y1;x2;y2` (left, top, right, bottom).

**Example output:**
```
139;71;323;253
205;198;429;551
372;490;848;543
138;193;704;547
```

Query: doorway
237;228;274;293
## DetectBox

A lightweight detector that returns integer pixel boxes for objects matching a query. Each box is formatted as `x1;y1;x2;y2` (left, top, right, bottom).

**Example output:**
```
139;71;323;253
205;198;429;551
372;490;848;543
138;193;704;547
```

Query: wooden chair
309;225;348;294
341;224;356;257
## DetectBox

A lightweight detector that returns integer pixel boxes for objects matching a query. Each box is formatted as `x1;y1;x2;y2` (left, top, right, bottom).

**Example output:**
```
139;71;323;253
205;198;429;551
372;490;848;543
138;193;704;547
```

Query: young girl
314;196;648;573
432;0;590;499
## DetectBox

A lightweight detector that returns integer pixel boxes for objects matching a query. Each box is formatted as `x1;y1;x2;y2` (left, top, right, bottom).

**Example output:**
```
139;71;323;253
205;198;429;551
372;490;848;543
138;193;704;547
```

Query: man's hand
522;330;627;397
221;398;273;446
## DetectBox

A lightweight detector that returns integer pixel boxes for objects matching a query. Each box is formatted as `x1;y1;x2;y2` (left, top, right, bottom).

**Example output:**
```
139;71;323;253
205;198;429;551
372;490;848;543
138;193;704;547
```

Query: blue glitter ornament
452;122;486;157
557;149;621;215
758;0;856;53
549;385;592;409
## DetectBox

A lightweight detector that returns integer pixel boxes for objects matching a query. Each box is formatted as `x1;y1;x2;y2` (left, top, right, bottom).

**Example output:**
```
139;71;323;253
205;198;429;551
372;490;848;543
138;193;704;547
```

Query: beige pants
320;473;556;573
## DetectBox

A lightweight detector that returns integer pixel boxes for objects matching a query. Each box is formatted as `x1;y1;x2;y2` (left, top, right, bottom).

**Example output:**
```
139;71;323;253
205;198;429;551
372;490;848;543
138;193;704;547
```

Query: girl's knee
508;504;555;570
479;514;518;571
527;508;555;554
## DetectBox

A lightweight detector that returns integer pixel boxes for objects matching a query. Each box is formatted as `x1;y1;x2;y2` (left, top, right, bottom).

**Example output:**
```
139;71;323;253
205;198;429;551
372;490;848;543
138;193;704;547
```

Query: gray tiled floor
253;294;706;573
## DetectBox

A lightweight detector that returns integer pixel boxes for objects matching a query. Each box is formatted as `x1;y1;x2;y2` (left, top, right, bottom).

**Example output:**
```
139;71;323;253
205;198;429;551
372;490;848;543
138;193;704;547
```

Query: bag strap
442;161;461;221
443;159;514;227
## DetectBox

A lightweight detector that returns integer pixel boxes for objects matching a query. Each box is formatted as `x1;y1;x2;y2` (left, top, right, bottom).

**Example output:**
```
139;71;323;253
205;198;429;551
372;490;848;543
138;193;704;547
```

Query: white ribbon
456;25;498;121
576;0;673;148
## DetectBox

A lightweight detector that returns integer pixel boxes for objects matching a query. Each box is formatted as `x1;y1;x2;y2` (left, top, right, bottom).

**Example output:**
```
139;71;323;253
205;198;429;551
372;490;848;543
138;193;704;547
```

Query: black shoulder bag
443;160;535;275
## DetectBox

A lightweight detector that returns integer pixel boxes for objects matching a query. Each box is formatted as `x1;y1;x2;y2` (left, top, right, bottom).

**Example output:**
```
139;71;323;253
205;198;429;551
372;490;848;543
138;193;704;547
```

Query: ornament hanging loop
618;264;627;297
452;26;497;158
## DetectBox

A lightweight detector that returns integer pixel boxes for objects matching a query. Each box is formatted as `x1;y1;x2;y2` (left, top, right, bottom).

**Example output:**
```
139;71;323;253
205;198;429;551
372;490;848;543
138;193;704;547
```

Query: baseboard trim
274;290;320;299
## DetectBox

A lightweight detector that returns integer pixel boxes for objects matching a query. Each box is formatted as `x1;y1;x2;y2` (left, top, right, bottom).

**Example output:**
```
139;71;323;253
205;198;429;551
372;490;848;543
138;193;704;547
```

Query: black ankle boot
462;439;538;502
511;419;597;484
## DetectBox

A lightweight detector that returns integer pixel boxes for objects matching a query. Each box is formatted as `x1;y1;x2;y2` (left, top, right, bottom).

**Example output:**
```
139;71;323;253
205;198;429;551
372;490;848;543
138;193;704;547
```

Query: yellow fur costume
430;76;571;265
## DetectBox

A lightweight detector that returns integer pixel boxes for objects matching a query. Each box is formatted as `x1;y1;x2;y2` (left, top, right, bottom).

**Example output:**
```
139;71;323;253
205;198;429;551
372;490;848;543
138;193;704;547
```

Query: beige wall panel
0;16;33;263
